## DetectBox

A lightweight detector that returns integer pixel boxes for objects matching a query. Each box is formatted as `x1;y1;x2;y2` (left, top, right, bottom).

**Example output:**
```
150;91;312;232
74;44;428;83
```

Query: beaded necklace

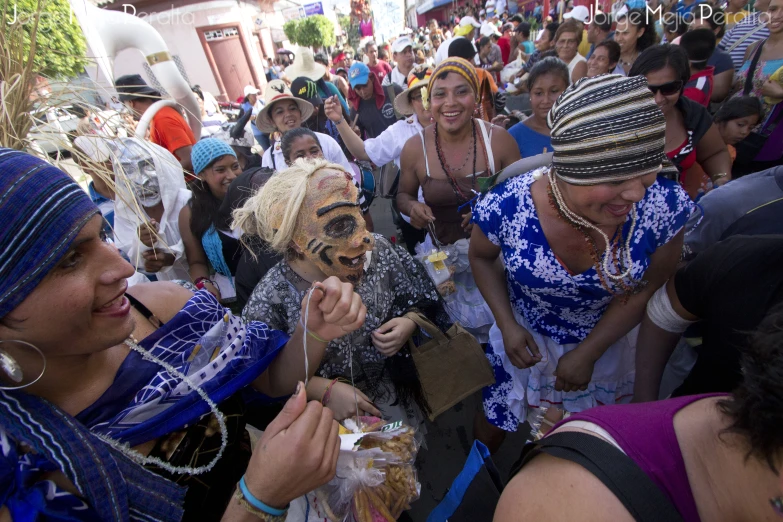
546;168;642;296
434;119;478;202
93;338;229;476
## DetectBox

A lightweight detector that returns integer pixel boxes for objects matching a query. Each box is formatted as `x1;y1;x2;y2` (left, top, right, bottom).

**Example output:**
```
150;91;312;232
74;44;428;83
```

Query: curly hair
719;302;783;473
232;158;348;254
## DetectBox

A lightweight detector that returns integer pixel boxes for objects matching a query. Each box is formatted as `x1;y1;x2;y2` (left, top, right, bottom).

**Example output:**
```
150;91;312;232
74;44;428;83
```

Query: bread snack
316;417;420;521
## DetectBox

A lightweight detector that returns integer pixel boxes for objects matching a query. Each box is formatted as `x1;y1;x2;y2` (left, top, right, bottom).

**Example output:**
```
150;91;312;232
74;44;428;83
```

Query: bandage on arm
633;283;697;402
646;283;697;333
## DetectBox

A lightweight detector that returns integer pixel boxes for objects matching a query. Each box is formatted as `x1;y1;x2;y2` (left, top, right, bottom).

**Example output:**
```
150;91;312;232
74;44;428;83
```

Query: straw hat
255;80;315;133
394;65;433;115
283;47;327;82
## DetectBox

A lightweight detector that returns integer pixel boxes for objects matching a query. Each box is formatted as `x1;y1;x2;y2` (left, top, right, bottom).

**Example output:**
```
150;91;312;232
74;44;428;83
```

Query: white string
93;339;228;476
302;287;317;388
548;169;637;282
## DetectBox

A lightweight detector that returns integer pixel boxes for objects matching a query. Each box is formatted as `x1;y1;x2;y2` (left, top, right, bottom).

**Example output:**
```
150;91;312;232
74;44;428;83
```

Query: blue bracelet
238;476;288;516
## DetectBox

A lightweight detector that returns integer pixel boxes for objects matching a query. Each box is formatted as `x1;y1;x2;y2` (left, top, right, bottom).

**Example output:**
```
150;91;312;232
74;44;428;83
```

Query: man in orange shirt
115;74;197;174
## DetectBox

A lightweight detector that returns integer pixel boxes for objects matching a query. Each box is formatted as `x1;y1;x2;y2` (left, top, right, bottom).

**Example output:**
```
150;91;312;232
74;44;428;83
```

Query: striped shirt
717;12;770;70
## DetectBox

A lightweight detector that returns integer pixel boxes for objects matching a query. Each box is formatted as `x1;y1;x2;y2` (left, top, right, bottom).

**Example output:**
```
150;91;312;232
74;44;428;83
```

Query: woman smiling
554;20;587;84
255;80;353;173
470;75;693;454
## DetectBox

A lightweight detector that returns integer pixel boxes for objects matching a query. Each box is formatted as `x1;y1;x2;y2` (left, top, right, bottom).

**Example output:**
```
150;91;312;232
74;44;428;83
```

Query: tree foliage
282;15;335;49
6;0;88;78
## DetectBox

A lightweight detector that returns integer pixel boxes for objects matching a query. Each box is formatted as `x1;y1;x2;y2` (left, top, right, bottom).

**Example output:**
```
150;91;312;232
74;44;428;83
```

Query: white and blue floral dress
473;168;693;431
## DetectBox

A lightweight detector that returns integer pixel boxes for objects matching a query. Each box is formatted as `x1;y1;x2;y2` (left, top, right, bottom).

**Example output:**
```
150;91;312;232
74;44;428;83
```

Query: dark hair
517;21;531;38
314;53;329;66
616;8;657;52
378;48;389;60
364;40;377;51
719;302;783;473
714;96;765;123
281;127;321;163
592;11;612;32
189;153;236;237
448;37;477;60
527;56;570;91
663;16;689;39
629;44;690;86
554;19;584;45
191;85;204;101
543;22;560;42
693;3;726;39
478;36;492;49
594;40;621;65
680;28;716;70
510;14;524;23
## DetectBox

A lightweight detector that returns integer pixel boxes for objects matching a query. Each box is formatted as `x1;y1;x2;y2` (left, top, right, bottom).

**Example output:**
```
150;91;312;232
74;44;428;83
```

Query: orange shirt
149;106;197;156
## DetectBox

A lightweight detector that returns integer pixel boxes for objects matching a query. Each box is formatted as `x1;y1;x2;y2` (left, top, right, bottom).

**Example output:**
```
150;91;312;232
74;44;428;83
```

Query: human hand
553;349;596;392
203;281;222;301
501;321;542;369
461;211;473;235
324;96;343;123
301;277;367;343
137;220;159;247
142;249;175;272
325;381;382;419
243;382;340;508
409;202;436;229
491;114;510;128
371;317;417;357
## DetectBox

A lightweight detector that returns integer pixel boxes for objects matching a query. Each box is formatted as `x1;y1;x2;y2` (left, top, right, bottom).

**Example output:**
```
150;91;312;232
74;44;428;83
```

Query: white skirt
484;308;637;428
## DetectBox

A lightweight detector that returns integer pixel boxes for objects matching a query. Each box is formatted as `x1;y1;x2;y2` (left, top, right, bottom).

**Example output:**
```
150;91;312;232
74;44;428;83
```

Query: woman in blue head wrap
0;148;366;520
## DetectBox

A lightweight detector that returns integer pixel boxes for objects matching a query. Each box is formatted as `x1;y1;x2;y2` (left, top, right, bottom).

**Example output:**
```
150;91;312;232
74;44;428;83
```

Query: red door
205;27;254;101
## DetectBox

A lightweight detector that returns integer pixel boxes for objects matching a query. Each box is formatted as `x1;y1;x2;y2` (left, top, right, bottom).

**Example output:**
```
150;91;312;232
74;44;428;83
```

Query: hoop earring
0;340;46;391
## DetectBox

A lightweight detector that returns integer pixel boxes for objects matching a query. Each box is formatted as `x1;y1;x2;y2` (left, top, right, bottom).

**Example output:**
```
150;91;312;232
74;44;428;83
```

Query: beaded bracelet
238;476;289;517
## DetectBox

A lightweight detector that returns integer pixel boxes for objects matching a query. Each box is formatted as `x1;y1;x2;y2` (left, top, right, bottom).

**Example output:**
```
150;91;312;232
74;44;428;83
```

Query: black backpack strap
511;431;684;522
385;84;404;120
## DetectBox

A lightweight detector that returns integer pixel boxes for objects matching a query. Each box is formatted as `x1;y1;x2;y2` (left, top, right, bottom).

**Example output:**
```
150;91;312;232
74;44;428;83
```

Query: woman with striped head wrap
397;57;521;342
470;74;693;453
0;148;367;520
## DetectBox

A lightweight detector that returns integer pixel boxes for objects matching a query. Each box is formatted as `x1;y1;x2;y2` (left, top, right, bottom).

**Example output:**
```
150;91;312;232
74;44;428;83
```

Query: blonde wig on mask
232;158;349;254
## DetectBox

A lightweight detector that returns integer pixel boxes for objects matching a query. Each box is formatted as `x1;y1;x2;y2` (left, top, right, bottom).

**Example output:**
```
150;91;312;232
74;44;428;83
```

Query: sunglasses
647;80;683;96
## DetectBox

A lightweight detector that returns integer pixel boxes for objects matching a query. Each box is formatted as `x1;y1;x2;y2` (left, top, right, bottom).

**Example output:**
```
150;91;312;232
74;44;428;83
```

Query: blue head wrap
0;148;99;317
191;138;236;175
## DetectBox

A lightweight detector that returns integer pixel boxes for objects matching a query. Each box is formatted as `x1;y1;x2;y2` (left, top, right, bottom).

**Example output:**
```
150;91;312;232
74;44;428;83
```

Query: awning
416;0;452;15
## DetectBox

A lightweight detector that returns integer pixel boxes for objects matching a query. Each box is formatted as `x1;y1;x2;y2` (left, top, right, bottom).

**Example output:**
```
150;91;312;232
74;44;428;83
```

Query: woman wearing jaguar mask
238;159;451;425
0;148;367;521
74;136;192;281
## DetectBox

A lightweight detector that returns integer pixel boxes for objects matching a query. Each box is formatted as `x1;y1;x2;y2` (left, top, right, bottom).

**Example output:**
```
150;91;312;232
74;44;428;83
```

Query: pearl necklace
93;338;228;476
548;168;637;282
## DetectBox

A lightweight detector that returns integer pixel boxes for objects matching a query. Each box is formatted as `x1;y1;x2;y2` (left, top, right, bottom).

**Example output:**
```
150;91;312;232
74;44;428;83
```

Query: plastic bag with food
314;416;420;522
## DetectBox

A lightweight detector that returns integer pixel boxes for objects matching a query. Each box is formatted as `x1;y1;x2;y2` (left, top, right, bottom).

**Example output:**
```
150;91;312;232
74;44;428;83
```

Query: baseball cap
244;85;260;96
392;36;413;53
348;62;370;88
459;16;481;28
564;5;590;23
480;22;502;37
291;76;323;106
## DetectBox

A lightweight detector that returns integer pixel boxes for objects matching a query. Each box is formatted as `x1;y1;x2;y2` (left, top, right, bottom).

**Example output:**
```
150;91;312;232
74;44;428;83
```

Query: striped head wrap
0;148;98;317
426;57;480;106
547;74;668;185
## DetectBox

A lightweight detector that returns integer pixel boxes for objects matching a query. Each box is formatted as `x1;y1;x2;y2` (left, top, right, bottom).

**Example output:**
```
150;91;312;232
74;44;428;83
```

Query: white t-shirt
261;131;353;172
434;37;481;66
382;67;409;89
364;113;423;169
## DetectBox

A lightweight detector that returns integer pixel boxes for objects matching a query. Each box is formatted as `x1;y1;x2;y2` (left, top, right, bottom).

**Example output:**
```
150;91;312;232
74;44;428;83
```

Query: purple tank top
557;393;728;522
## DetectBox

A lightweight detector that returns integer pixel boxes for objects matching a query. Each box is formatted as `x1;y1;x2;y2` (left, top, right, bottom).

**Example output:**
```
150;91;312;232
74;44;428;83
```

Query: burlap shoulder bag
405;312;495;421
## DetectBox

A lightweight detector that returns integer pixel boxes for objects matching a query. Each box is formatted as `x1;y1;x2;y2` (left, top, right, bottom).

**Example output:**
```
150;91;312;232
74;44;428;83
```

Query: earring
771;497;783;517
0;340;46;391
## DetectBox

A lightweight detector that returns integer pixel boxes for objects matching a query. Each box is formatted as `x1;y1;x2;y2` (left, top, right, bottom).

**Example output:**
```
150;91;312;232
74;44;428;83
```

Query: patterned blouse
473;169;693;345
242;235;451;405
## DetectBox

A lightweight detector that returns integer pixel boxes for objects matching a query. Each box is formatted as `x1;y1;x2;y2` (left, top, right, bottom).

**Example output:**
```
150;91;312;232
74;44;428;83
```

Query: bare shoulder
494;453;635;522
126;282;194;323
489;124;522;166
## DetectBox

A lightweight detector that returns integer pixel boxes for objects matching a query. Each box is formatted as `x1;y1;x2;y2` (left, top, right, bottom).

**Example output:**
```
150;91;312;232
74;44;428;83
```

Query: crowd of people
2;0;783;520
